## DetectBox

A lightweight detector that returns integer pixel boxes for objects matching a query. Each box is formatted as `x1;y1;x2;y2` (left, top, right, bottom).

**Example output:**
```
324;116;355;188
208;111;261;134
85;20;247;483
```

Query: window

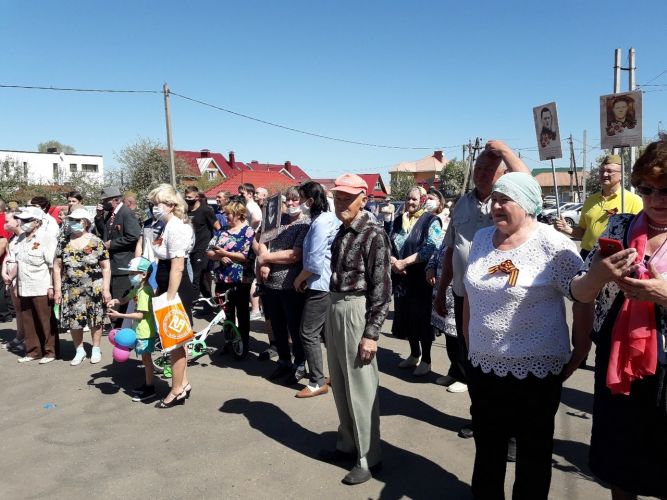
375;181;382;191
207;170;217;181
82;164;98;173
53;163;59;180
23;162;28;178
69;163;77;172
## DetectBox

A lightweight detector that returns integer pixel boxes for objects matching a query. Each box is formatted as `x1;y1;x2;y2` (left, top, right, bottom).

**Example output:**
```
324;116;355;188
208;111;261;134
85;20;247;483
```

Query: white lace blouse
463;223;582;378
151;217;194;260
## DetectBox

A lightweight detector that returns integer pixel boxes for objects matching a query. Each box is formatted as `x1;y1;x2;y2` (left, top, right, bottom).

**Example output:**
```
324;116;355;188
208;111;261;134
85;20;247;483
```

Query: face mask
129;274;144;288
299;202;311;215
424;199;439;212
287;206;301;215
152;206;166;221
103;201;113;212
69;222;84;234
185;198;197;207
20;222;34;233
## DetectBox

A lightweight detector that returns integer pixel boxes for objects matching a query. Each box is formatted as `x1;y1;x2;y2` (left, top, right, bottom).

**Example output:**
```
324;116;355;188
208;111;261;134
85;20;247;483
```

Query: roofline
0;149;103;158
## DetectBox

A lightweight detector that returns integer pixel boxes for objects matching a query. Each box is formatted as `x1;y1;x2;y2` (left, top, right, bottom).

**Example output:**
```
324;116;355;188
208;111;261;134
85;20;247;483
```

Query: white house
0;149;104;184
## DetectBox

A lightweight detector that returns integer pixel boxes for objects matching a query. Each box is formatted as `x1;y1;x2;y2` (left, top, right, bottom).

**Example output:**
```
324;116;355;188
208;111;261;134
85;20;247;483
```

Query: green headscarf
492;172;543;216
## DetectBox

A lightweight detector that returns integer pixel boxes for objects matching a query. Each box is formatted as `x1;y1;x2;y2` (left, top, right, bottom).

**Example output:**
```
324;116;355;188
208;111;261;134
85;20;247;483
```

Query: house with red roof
245;160;310;183
204;171;299;199
173;149;244;181
358;174;388;199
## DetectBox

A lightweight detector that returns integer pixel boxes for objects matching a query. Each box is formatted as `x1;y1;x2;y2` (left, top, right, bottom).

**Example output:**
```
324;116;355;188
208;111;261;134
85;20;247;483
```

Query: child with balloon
107;257;157;402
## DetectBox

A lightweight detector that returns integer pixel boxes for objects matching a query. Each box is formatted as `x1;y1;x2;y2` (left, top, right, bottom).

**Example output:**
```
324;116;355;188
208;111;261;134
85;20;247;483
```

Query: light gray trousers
325;292;381;468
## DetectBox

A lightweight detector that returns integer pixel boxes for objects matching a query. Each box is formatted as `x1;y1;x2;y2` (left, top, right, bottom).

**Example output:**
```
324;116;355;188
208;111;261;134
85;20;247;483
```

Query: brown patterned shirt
330;211;392;340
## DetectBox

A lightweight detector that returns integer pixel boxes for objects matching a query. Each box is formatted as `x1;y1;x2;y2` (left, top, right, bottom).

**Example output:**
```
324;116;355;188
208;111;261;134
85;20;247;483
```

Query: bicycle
152;290;247;377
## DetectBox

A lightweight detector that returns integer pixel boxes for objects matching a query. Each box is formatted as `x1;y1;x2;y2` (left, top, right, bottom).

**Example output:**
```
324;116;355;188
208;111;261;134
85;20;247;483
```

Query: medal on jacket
488;259;519;287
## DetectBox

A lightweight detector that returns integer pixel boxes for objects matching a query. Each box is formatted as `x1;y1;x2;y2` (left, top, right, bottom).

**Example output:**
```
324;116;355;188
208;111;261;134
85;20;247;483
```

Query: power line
0;84;160;94
169;91;461;151
639;67;667;86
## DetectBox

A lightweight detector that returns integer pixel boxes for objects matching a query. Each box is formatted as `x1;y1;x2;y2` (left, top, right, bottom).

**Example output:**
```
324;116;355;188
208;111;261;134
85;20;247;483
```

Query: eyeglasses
636;185;667;197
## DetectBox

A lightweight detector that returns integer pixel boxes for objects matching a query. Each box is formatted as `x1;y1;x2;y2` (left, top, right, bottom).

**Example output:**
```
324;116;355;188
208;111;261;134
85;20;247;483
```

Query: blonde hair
148;184;187;220
223;200;247;221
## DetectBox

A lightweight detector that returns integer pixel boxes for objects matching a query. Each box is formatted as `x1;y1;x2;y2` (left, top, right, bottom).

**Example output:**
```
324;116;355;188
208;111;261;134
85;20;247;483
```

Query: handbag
152;292;194;353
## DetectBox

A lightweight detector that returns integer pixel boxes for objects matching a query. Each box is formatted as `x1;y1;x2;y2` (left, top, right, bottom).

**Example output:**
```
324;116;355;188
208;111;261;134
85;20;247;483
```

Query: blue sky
2;0;666;181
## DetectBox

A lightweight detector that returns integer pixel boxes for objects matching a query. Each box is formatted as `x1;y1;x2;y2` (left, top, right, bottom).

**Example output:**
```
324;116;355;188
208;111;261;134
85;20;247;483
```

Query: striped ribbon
488;259;519;287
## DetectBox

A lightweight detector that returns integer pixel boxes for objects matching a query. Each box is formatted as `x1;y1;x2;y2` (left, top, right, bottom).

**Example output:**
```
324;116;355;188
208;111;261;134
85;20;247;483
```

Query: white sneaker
398;355;421;368
17;356;36;363
413;362;431;376
447;381;468;393
39;357;55;364
90;348;102;364
435;375;456;386
71;350;86;366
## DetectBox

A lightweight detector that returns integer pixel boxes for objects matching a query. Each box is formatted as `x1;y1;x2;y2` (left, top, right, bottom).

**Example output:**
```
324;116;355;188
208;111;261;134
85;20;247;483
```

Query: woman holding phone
570;137;667;500
208;197;255;356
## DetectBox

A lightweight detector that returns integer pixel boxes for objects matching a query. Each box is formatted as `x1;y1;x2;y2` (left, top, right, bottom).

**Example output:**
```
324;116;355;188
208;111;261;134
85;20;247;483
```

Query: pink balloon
112;345;131;363
108;329;119;346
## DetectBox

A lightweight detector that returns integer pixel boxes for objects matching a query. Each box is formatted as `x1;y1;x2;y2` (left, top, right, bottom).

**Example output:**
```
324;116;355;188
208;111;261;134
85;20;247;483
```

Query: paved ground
0;302;613;500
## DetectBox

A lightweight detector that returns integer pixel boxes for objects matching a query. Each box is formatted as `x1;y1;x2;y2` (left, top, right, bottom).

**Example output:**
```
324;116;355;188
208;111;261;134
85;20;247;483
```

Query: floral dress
56;235;109;329
209;225;255;284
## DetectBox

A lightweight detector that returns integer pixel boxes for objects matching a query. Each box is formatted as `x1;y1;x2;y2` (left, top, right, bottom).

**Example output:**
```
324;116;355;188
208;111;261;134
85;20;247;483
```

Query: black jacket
94;204;141;275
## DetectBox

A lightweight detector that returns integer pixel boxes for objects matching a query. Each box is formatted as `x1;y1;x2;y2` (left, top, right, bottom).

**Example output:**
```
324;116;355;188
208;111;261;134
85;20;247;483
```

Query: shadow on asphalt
561;385;594;414
220;398;471;499
552;438;599;484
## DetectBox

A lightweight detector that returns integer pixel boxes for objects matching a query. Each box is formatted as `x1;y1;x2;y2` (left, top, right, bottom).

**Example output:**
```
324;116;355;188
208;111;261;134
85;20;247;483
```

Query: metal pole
569;135;581;201
613;49;622;159
163;83;177;187
628;48;636;189
551;159;561;219
582;129;587;199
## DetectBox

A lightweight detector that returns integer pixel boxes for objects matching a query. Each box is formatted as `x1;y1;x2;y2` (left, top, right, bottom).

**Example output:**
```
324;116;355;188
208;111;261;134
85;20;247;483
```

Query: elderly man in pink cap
321;173;392;485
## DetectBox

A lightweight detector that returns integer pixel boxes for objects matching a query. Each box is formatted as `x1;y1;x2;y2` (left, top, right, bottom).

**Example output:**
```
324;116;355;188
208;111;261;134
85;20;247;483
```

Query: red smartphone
598;237;624;257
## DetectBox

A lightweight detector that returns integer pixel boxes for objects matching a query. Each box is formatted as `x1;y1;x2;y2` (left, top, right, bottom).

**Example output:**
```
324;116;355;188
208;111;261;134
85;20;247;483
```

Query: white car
540;202;581;223
558;206;582;228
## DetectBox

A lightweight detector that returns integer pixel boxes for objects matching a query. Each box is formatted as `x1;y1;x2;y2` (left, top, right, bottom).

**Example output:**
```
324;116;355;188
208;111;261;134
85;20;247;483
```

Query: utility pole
582;129;587;199
568;135;581;201
628;48;636;177
163;83;177;187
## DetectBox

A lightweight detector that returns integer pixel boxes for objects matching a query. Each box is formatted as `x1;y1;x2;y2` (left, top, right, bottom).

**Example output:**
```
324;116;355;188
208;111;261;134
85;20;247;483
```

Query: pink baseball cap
331;174;368;195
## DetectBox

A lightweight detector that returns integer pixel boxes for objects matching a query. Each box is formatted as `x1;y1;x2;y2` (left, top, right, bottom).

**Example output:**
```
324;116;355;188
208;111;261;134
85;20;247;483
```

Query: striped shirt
330;211;392;340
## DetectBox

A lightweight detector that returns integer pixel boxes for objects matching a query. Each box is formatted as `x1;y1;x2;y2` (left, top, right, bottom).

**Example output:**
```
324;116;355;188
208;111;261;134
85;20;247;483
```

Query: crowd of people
2;136;667;497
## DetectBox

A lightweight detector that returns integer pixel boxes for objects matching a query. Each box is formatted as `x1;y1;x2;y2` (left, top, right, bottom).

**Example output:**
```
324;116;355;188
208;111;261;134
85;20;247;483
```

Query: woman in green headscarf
462;172;589;499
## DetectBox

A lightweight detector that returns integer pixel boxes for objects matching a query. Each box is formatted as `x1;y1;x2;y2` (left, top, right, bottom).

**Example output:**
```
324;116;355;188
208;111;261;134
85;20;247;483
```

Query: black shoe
156;393;185;409
284;364;307;386
259;345;278;361
269;363;293;380
319;448;356;465
342;466;372;485
132;385;156;402
458;425;474;439
506;437;517;462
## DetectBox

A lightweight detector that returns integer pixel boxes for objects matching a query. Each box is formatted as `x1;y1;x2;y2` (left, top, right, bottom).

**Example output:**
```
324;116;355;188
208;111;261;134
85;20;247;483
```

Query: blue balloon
114;328;137;348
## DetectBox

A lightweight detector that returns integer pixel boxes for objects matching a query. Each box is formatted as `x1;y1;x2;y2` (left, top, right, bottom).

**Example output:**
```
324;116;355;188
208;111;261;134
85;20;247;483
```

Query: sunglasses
636;186;667;197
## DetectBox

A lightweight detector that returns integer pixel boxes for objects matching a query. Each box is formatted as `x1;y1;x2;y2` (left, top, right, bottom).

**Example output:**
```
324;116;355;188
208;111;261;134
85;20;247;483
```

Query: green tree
440;158;467;197
37;140;75;154
390;171;414;201
113;137;192;204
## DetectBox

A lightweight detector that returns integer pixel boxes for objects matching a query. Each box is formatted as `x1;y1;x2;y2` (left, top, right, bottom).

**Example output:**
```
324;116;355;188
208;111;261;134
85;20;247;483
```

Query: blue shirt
302;211;340;292
214;209;228;237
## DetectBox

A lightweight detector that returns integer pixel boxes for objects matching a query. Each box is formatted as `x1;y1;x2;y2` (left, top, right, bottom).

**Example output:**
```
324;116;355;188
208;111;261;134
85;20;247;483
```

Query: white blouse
15;230;57;297
151;217;194;260
463;223;582;379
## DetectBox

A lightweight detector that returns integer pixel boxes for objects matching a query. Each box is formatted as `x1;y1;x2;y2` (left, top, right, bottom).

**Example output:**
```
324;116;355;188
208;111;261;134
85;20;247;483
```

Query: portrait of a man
533;102;562;161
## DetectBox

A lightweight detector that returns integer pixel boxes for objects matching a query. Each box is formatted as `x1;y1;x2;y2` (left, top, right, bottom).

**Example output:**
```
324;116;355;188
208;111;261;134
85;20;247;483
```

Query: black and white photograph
262;193;281;233
600;90;643;149
533;102;563;161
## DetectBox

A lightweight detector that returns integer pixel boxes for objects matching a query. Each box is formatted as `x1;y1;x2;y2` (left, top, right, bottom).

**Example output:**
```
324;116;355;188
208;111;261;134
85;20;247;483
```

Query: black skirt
156;258;194;324
589;299;667;497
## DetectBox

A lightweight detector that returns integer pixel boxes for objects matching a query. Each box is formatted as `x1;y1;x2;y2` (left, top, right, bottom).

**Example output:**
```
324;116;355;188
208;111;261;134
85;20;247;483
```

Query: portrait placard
600;91;643;149
260;193;281;242
533;102;563;161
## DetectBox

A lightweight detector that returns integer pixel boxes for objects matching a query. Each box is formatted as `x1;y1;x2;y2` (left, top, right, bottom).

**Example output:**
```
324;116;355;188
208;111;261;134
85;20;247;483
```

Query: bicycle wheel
151;337;170;375
222;321;247;360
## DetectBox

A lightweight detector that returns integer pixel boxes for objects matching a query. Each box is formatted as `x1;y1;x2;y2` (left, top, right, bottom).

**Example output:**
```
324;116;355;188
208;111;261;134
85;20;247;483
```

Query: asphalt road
0;300;613;500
